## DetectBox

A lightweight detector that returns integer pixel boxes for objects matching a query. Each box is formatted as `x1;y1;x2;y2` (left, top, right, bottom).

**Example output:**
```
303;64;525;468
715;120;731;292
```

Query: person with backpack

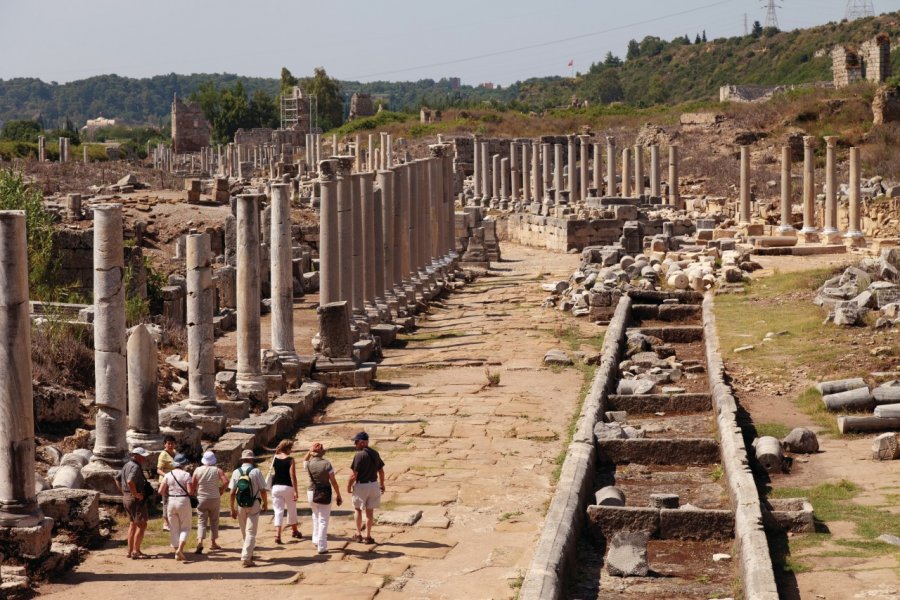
304;442;342;554
158;453;193;561
115;447;151;559
229;449;268;567
191;450;228;554
347;431;385;545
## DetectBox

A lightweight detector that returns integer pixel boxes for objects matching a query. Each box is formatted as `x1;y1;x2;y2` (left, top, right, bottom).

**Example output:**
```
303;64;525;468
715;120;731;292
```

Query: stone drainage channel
521;291;781;600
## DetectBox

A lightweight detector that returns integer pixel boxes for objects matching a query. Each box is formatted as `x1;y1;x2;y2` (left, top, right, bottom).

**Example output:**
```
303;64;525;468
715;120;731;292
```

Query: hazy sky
1;0;898;85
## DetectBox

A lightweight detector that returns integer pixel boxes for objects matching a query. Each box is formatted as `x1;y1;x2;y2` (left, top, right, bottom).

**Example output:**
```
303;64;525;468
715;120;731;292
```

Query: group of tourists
116;431;386;567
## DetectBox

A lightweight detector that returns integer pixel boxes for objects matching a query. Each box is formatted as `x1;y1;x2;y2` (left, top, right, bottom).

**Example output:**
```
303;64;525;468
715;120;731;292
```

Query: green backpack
235;465;258;508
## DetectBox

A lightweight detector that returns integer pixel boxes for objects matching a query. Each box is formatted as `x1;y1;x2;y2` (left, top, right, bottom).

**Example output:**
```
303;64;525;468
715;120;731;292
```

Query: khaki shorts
351;481;381;510
123;494;149;523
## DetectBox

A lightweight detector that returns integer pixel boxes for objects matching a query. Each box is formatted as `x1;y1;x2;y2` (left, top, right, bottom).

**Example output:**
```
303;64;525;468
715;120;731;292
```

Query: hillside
517;11;900;108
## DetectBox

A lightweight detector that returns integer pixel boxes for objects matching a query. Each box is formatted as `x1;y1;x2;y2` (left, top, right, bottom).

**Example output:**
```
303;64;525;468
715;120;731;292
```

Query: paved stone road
43;242;592;599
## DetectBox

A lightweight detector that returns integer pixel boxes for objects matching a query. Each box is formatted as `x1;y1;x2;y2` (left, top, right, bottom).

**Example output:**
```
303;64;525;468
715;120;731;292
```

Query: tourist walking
191;450;228;554
304;442;342;554
269;439;301;544
116;447;151;559
229;449;268;567
159;453;193;561
157;435;177;531
347;431;385;544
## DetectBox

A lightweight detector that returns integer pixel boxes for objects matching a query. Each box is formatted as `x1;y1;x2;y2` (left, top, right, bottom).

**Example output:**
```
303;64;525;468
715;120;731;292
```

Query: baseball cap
130;447;150;457
351;431;369;442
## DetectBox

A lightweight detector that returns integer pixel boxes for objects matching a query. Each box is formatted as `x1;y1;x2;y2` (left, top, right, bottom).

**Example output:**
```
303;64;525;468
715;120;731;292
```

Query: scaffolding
280;86;317;132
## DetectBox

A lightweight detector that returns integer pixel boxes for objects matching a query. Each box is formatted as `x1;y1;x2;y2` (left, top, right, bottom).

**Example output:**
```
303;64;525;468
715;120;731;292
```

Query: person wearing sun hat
117;447;151;559
347;431;385;544
229;449;268;567
159;453;193;561
191;450;228;554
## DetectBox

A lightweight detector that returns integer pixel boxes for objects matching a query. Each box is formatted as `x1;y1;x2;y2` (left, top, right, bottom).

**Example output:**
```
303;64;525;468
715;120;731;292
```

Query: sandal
131;552;149;560
353;534;363;543
291;530;302;540
275;537;283;545
365;536;376;545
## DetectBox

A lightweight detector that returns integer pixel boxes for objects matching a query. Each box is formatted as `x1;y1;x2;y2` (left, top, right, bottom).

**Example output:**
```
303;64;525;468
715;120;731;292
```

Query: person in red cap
346;431;385;544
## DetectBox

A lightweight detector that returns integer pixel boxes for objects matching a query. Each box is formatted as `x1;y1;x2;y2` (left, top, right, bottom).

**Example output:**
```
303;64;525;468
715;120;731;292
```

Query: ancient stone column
38;136;45;162
386;134;393;168
354;134;361;172
739;145;751;225
566;135;577;203
83;145;89;165
428;153;444;260
378;170;394;299
270;183;297;361
649;145;661;198
396;163;412;283
126;324;163;450
606;137;617;196
579;136;590;202
509;143;519;202
351;172;366;316
491;154;501;204
481;142;491;206
553;144;563;204
336;156;354;303
801;136;817;236
0;211;43;526
332;134;338;157
317;301;354;360
621;147;632;197
185;232;221;416
319;160;340;305
541;143;551;201
367;134;374;171
634;145;644;197
472;135;481;201
593;143;602;193
668;145;680;208
59;138;66;163
315;135;323;171
82;205;128;493
418;160;433;273
823;136;839;242
235;194;265;396
500;157;510;201
391;165;404;287
360;173;378;311
778;146;795;235
845;146;865;245
521;143;531;203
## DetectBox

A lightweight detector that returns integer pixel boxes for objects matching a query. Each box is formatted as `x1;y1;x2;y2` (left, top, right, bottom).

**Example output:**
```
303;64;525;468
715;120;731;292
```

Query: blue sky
1;0;897;85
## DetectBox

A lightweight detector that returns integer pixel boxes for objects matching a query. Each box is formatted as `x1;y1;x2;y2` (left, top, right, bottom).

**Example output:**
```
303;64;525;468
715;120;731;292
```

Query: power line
845;0;875;20
347;0;739;81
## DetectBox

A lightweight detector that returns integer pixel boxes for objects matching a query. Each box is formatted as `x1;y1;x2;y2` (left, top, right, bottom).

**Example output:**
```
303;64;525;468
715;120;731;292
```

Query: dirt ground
40;243;606;599
722;251;900;600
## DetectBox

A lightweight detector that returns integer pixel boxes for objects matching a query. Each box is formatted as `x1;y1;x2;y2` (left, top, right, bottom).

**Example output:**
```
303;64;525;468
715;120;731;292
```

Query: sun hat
241;449;258;461
172;453;189;467
201;450;217;466
130;447;150;457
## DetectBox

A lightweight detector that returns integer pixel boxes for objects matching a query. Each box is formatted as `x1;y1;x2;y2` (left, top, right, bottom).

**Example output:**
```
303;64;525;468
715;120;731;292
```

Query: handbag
172;471;199;509
307;461;332;504
265;459;275;490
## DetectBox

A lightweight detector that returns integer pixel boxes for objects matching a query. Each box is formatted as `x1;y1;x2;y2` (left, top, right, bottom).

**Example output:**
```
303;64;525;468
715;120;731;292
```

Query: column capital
606;136;616;146
824;135;838;148
803;135;815;148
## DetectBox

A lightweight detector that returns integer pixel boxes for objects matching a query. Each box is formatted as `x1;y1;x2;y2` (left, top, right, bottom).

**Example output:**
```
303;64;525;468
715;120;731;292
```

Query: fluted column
801;136;817;235
668;145;680;208
845;147;865;245
606;137;616;196
823;136;839;241
739;145;751;225
319;160;339;305
0;211;43;525
621;147;632;197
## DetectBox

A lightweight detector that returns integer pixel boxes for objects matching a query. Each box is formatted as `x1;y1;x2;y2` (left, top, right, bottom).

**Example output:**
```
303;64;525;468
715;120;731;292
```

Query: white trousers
271;484;297;527
307;490;332;552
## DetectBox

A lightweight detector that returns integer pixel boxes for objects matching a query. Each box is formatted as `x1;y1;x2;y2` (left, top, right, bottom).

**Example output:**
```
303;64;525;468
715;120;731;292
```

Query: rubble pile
815;248;900;327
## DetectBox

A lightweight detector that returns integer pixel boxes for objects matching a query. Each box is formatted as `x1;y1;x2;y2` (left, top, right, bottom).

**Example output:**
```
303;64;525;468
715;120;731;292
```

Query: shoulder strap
172;471;190;496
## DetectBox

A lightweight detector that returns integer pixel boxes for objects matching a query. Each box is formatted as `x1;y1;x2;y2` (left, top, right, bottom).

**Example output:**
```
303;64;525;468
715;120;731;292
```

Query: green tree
626;39;641;60
695;33;702;44
301;67;343;131
751;20;763;37
0;120;42;142
0;169;57;297
280;67;299;93
603;52;623;67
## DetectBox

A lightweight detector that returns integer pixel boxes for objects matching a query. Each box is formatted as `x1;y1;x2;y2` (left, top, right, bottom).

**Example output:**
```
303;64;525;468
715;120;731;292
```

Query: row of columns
739;138;865;243
470;136;680;207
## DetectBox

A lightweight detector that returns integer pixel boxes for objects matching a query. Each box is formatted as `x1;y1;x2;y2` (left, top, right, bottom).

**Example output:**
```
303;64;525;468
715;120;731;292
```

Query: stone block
586;505;660;538
211;438;246;472
0;517;53;560
36;488;100;532
659;508;734;540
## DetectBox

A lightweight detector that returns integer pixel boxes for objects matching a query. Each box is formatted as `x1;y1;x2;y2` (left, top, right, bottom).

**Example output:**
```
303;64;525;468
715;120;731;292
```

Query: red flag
567;59;574;67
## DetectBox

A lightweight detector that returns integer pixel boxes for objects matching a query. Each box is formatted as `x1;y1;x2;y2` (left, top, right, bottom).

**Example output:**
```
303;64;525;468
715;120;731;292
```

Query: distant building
349;93;375;121
81;116;116;141
479;82;495;90
420;107;442;124
832;33;891;88
171;94;210;154
280;86;312;133
449;77;461;90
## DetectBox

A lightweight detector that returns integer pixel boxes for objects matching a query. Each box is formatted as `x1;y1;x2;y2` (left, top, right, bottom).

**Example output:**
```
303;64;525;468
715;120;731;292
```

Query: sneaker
317;549;328;555
241;559;256;568
162;524;170;532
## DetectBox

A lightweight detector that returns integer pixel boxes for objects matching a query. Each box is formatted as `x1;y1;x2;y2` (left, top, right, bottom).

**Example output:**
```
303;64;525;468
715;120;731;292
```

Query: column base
236;375;266;399
844;231;866;247
0;516;53;560
822;230;842;245
776;226;797;237
180;404;228;438
125;430;165;452
798;230;820;244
